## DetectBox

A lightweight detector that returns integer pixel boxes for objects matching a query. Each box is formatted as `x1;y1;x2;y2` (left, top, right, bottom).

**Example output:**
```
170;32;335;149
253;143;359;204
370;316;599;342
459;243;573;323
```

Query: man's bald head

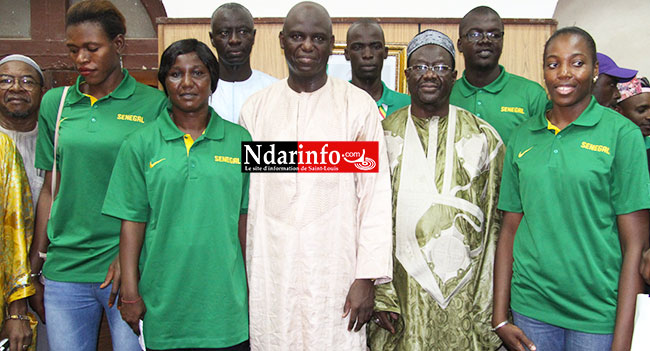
209;2;256;70
280;1;334;91
345;19;387;85
347;19;384;43
211;3;253;28
459;6;502;36
283;1;332;35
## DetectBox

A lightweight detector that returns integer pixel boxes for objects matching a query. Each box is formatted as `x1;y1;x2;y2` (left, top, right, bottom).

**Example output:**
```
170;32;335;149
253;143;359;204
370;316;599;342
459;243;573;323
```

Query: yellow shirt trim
83;93;98;106
547;118;561;135
183;134;194;156
182;130;206;156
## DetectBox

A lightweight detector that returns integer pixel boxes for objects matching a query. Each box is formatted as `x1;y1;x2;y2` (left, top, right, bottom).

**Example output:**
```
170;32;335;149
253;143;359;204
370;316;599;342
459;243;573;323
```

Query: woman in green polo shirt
31;1;166;350
493;27;650;351
102;39;250;350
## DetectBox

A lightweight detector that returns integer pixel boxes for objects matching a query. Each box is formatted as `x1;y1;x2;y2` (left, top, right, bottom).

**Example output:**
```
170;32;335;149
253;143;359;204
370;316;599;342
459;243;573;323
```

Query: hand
100;254;120;307
496;324;536;351
28;278;45;323
373;311;399;334
119;296;145;336
640;248;650;285
0;319;32;351
342;279;374;332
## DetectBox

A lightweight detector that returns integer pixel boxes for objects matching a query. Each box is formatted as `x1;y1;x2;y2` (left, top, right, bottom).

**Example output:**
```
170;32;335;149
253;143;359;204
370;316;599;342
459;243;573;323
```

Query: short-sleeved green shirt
102;107;250;349
450;66;548;144
34;70;166;282
350;80;410;118
377;81;410;118
498;97;650;333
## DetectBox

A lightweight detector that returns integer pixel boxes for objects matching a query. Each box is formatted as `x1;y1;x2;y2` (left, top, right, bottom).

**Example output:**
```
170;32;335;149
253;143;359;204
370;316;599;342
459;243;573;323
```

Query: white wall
163;0;556;19
554;0;649;77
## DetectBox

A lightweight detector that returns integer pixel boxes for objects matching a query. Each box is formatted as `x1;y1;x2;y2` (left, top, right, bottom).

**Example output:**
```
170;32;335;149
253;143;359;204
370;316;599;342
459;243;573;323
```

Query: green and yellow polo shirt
377;81;410;118
102;107;250;349
34;70;166;282
450;65;548;144
350;80;410;119
498;97;650;333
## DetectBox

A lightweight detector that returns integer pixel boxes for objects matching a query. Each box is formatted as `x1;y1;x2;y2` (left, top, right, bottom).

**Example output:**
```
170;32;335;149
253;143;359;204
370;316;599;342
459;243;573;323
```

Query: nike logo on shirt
518;147;533;158
149;158;166;168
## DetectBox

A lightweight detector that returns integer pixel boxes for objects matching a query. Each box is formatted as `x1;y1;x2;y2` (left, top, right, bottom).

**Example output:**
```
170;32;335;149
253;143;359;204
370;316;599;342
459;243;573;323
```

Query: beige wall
554;0;649;77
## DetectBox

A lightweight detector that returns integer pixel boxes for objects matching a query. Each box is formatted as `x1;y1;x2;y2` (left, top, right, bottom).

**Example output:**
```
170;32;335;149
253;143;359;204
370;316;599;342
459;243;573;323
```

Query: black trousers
147;340;250;351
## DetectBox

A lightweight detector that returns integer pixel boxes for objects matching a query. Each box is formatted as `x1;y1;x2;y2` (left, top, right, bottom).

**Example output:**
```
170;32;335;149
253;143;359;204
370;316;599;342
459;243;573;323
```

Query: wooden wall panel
158;18;556;86
380;23;420;44
250;24;287;78
331;23;349;43
499;24;554;84
331;23;421;43
158;23;212;56
331;23;419;47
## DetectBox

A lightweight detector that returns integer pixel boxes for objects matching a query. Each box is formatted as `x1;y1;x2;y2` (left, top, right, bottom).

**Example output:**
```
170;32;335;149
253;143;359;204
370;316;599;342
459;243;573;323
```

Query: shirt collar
66;69;135;104
378;81;389;105
529;96;602;131
160;102;224;142
203;109;225;140
456;65;508;97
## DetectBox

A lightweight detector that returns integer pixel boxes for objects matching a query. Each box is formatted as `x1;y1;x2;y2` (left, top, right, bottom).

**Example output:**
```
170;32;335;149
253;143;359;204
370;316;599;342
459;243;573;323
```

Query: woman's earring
120;55;124;70
593;76;598;83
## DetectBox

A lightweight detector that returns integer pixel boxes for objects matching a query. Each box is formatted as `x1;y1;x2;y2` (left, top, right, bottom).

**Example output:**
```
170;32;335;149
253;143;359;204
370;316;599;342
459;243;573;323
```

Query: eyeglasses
406;64;452;75
0;75;41;91
465;31;504;42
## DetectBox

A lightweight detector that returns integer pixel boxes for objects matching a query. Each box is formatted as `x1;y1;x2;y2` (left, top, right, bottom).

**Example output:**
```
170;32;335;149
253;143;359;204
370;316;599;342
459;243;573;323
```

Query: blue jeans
512;310;613;351
44;278;141;351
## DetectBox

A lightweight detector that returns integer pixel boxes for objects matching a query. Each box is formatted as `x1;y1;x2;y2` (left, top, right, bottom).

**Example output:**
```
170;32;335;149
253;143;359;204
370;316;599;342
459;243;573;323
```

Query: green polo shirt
645;136;650;149
450;65;548;144
102;106;250;349
377;81;410;118
498;97;650;333
35;70;166;282
350;80;410;118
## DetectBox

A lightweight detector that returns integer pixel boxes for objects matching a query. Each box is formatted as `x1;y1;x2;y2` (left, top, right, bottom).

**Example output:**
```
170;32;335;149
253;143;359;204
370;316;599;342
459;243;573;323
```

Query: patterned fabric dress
368;105;503;351
0;132;36;349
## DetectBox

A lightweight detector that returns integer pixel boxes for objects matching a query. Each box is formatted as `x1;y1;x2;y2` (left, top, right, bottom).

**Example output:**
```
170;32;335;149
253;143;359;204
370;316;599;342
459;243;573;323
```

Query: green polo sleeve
102;134;149;222
497;134;523;213
240;128;252;214
528;84;549;120
611;126;650;214
35;87;66;171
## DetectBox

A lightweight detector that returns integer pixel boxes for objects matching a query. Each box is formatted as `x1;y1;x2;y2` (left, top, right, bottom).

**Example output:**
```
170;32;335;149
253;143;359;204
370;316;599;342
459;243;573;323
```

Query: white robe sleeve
353;97;393;284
